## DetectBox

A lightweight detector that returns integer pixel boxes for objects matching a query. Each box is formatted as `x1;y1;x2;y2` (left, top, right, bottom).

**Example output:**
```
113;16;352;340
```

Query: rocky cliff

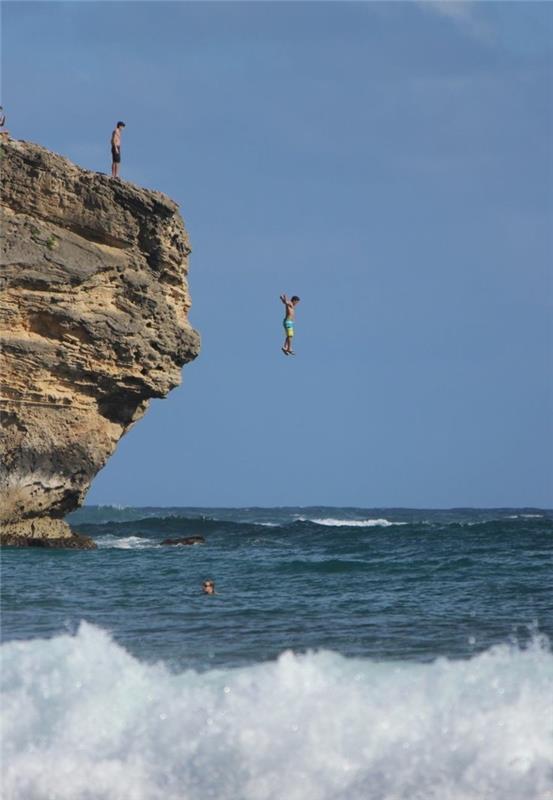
0;140;200;547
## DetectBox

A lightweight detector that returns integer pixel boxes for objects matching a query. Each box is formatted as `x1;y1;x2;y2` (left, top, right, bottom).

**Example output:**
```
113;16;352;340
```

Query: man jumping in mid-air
280;293;300;355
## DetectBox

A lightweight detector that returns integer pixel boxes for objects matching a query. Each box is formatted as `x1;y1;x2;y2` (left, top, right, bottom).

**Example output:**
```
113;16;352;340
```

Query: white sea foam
305;517;407;528
94;535;154;549
2;624;552;800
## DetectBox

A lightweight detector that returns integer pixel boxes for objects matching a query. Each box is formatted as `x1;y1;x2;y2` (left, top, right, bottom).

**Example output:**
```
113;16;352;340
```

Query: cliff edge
0;140;200;547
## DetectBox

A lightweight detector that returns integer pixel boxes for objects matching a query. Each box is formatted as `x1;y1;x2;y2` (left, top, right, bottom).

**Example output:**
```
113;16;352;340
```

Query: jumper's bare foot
289;350;296;356
281;347;290;355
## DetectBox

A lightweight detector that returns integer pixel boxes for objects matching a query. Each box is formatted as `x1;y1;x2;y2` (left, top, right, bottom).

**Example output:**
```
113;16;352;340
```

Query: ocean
2;506;552;800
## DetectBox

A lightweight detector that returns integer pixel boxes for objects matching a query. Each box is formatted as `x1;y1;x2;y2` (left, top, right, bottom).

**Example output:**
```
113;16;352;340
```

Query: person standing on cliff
280;293;300;355
0;106;8;140
110;121;125;178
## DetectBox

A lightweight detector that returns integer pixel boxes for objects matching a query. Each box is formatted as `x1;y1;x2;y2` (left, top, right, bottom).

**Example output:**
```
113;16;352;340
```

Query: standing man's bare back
111;121;125;178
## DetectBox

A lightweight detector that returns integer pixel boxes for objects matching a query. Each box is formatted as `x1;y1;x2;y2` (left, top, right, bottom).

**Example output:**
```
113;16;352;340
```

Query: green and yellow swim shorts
283;319;294;337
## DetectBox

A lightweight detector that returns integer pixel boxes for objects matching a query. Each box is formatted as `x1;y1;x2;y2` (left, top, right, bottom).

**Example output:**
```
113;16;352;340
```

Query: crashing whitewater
2;623;552;800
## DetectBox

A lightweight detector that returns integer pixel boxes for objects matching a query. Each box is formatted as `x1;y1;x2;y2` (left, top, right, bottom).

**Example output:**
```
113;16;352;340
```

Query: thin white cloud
419;0;492;42
425;1;474;22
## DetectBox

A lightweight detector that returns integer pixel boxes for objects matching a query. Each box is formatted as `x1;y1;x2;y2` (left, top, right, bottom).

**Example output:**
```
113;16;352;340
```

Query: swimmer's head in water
202;580;215;595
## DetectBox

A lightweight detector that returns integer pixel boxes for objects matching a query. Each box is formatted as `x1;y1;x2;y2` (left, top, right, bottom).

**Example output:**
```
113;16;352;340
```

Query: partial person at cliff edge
110;121;125;178
0;106;9;140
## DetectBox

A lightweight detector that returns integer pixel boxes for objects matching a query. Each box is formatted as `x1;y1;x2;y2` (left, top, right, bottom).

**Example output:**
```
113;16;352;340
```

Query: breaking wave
304;517;407;527
94;535;155;549
2;624;552;800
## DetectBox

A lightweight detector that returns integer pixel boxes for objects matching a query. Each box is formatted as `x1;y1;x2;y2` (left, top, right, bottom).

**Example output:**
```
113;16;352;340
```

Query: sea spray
2;623;552;800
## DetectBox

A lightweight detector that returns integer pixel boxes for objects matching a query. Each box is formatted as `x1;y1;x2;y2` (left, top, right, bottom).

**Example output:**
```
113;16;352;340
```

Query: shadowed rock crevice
0;139;200;548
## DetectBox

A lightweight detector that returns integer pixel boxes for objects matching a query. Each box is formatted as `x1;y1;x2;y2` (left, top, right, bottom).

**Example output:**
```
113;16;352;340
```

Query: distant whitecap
95;535;154;549
305;517;407;528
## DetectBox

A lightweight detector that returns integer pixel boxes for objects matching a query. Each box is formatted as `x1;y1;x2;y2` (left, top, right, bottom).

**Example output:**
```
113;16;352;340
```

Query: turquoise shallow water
2;507;553;799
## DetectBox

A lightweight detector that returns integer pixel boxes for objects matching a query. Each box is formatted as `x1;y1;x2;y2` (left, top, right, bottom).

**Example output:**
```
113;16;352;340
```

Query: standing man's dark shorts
111;146;121;164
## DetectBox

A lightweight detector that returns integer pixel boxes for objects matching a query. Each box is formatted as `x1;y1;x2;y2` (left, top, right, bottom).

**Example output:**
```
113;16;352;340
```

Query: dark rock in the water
160;536;205;546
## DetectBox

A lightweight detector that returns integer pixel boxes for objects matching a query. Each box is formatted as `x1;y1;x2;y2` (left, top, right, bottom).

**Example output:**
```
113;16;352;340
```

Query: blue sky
4;1;552;507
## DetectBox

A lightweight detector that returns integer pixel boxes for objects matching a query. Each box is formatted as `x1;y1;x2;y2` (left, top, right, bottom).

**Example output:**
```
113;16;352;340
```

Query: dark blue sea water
2;507;553;799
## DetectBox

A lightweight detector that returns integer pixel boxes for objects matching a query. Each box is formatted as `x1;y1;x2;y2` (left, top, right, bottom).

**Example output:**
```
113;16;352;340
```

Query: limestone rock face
0;139;200;546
